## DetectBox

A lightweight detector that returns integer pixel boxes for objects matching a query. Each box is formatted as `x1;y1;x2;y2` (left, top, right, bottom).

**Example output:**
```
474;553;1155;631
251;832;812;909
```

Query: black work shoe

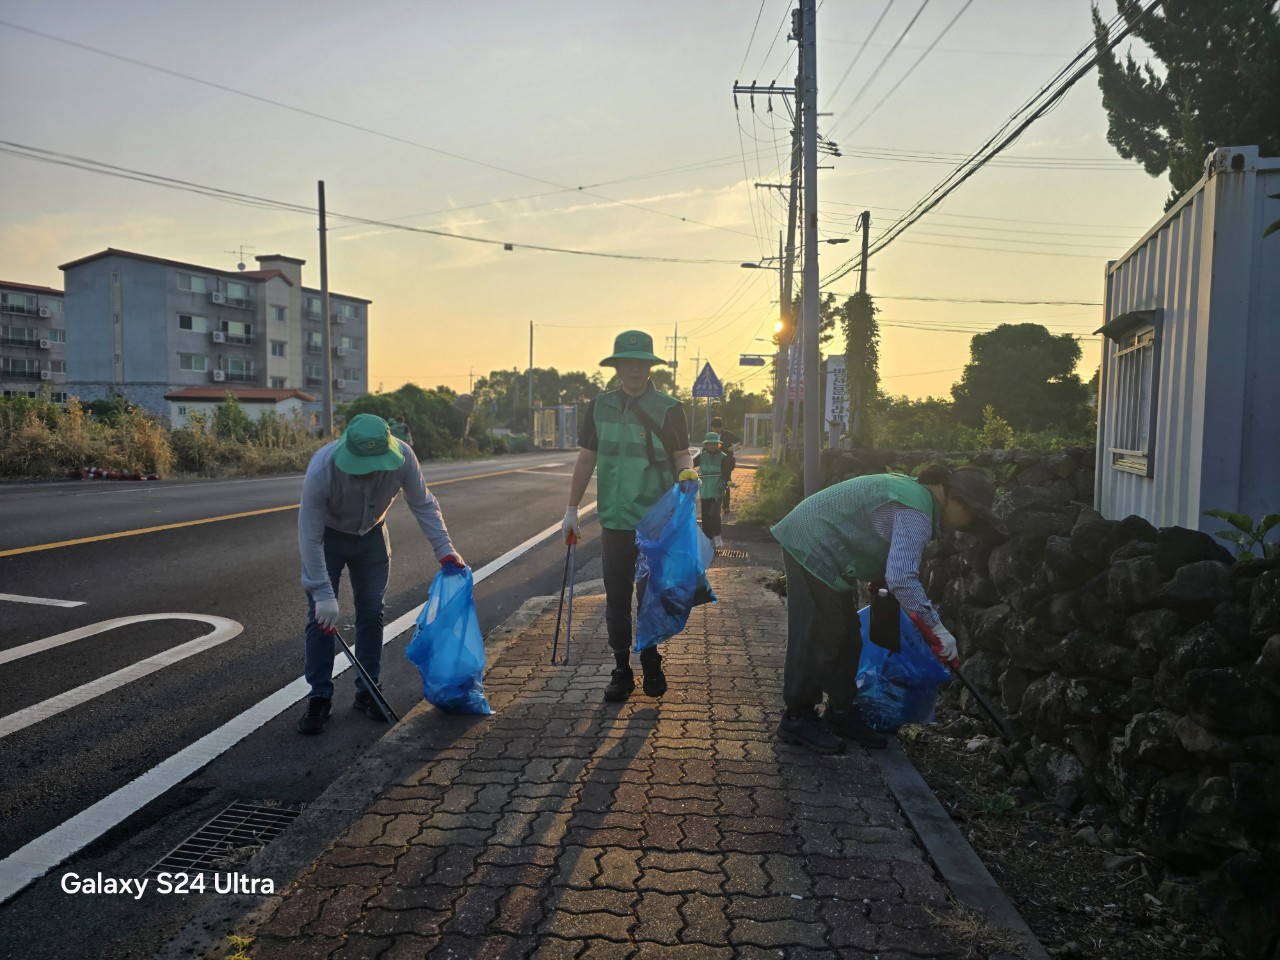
640;652;667;697
603;668;635;703
297;697;332;735
353;689;391;723
824;707;889;749
777;708;846;754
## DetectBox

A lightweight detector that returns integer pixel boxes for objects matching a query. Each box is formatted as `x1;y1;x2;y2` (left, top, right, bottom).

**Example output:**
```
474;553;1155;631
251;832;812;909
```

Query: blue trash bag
634;481;717;651
404;566;492;714
855;607;951;732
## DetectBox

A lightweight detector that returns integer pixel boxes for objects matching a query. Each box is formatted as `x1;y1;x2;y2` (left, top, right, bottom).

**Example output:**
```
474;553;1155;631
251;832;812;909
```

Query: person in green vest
771;464;1005;754
388;414;413;448
562;330;696;702
693;432;735;549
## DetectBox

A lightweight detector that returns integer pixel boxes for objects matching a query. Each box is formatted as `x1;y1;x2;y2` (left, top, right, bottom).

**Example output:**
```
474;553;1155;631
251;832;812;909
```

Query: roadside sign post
691;362;723;433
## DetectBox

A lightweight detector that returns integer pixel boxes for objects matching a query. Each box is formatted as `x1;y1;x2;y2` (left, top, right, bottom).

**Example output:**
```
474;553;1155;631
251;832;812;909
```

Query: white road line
0;502;597;905
0;593;85;608
0;613;239;666
0;616;242;741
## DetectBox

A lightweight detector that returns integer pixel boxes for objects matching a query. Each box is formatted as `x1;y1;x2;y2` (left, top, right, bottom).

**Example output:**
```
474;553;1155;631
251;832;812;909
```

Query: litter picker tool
328;627;400;723
906;610;1016;743
551;532;577;664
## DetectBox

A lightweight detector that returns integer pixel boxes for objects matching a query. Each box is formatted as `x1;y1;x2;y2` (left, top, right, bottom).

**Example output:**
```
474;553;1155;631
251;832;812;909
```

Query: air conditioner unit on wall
334;346;346;356
40;371;51;380
212;370;227;382
38;307;51;318
210;291;226;304
211;330;227;343
38;339;51;349
332;313;346;324
334;378;346;389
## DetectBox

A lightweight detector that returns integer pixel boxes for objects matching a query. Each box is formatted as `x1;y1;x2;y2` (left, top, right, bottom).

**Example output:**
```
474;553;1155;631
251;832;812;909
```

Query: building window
306;331;323;353
338;302;358;320
305;364;323;386
1109;324;1158;476
46;328;65;343
1;292;39;315
178;273;207;294
1;358;41;378
179;353;207;372
50;391;68;403
270;340;286;358
339;335;362;350
220;357;254;380
48;360;66;373
271;305;287;324
45;300;63;314
1;325;39;346
305;296;322;319
341;367;361;382
270;377;287;389
219;319;253;344
178;313;208;333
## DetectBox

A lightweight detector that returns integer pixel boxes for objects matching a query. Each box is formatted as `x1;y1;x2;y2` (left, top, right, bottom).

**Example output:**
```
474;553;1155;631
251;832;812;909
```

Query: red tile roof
164;387;317;403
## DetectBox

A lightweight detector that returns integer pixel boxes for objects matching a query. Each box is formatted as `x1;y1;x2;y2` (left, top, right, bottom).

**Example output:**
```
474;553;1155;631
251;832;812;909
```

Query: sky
0;0;1173;404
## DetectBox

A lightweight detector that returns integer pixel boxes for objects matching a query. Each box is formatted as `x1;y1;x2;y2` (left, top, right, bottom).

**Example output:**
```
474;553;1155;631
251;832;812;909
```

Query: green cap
703;432;721;444
332;413;406;475
600;330;667;367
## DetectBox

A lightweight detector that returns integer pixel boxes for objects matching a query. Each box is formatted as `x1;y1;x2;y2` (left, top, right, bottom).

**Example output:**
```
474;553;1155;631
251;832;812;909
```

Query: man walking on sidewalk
562;330;695;702
770;464;1002;753
693;431;733;549
710;416;740;515
297;413;464;734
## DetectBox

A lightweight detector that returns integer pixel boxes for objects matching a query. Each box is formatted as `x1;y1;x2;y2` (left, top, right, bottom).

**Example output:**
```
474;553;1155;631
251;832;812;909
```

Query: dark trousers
782;547;860;712
700;498;722;539
600;526;656;664
304;524;389;699
722;469;734;511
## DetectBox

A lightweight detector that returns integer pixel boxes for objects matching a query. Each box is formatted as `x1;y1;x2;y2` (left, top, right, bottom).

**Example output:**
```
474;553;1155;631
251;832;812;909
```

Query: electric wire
829;0;931;136
822;0;895;111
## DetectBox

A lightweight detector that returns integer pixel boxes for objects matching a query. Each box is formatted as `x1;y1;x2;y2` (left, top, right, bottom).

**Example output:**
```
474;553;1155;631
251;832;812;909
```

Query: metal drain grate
148;801;301;874
715;549;750;558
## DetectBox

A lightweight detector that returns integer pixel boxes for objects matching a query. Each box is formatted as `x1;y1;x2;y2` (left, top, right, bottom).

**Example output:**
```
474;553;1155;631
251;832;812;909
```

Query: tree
340;383;465;459
842;292;881;445
1092;1;1280;208
950;324;1091;432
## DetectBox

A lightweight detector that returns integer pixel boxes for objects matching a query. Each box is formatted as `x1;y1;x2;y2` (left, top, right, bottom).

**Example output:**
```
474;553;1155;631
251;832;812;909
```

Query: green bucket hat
600;330;667;367
333;413;406;475
703;432;721;444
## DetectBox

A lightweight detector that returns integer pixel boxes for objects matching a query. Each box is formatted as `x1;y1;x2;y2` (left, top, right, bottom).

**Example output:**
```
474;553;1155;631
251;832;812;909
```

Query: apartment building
0;281;67;400
58;249;370;418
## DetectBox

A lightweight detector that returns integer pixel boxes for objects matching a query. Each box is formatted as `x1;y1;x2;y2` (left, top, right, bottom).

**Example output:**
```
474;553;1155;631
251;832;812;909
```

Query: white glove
561;505;581;544
314;598;340;632
933;623;959;662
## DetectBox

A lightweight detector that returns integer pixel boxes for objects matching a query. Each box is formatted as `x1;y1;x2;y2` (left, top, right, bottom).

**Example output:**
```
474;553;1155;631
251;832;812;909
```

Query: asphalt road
0;451;602;959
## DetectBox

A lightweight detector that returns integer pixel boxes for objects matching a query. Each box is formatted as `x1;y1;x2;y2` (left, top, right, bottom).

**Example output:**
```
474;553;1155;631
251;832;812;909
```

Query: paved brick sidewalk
243;565;966;959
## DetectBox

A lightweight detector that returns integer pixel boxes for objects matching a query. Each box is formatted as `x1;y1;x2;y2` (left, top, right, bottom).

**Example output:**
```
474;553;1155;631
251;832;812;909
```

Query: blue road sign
692;362;723;398
738;355;767;366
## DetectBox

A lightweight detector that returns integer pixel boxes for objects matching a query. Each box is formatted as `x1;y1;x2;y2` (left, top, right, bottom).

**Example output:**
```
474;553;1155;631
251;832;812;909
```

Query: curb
873;741;1051;960
155;591;559;960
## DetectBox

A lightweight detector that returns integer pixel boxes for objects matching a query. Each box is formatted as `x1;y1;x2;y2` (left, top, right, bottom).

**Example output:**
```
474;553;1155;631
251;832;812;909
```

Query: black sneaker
353;689;391;722
603;668;635;703
824;706;889;749
297;697;331;735
777;708;846;754
639;651;667;697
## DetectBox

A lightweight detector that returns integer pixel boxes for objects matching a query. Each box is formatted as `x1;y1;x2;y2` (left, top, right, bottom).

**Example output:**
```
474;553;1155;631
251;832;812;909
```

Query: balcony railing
1;368;43;380
0;336;40;348
224;333;255;346
305;375;323;386
305;344;323;354
0;302;40;317
220;370;256;383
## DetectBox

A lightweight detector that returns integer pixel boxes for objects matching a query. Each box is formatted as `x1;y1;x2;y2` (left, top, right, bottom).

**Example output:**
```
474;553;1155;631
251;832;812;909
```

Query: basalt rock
1250;570;1280;640
1258;635;1280;697
1043;535;1097;591
1025;742;1090;809
1183;667;1280;736
1123;608;1186;670
1156;526;1235;578
1162;561;1235;618
1108;556;1164;613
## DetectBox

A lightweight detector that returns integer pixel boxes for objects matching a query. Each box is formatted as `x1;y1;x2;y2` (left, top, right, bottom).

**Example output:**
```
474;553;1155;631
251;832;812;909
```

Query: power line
0;18;756;241
823;0;895;111
846;294;1103;306
840;0;975;141
822;0;1162;284
830;0;931;135
0;139;747;266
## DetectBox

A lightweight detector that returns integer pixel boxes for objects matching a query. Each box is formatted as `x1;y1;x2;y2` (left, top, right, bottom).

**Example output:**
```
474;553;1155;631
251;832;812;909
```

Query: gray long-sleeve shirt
298;438;456;602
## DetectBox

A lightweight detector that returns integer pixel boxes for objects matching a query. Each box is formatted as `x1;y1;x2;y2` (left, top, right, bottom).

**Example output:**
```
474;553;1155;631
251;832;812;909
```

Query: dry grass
929;899;1032;958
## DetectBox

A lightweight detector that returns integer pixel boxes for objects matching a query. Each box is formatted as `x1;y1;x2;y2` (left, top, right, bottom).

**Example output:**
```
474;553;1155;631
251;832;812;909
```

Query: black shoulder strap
629;402;678;481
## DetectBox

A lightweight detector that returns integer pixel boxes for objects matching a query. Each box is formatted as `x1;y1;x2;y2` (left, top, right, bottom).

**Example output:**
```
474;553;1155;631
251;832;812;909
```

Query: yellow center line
0;462;568;559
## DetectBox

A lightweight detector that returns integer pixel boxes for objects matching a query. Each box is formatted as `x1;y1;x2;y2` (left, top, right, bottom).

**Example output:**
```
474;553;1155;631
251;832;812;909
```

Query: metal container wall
1097;147;1280;533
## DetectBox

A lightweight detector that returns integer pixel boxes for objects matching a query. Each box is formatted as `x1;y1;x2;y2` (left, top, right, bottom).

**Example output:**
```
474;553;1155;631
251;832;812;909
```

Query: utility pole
691;348;702;434
858;210;871;296
799;0;821;497
528;322;535;441
666;322;688;424
318;181;333;437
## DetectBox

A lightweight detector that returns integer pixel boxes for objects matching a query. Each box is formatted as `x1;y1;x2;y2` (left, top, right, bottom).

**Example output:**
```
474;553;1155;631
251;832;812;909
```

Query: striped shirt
868;501;941;630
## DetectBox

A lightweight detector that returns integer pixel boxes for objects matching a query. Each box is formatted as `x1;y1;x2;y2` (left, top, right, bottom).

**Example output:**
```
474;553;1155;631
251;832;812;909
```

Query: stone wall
821;447;1280;960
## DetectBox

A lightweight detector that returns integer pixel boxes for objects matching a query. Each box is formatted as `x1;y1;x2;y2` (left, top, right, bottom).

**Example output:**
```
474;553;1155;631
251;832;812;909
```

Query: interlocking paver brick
222;566;980;960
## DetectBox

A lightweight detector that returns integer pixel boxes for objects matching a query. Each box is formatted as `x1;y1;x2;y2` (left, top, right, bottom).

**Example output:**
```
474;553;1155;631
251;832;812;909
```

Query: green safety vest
771;473;939;592
697;449;728;501
594;386;682;530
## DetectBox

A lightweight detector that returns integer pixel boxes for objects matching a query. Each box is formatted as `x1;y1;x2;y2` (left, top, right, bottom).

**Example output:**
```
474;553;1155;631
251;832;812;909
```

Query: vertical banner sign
787;342;805;402
825;355;849;425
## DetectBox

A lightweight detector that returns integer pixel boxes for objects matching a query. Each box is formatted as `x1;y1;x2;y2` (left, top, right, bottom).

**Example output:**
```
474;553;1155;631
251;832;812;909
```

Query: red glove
440;554;466;573
907;611;960;669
